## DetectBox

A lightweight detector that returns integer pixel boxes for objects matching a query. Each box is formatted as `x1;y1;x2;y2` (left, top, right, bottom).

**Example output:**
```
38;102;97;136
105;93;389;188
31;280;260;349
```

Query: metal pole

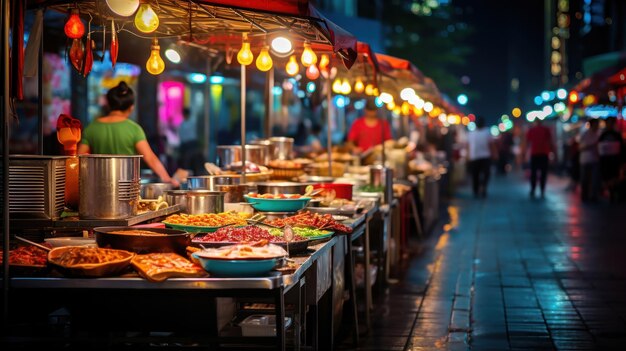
2;0;11;323
326;75;332;177
240;64;246;184
37;24;43;155
203;57;212;164
264;68;274;138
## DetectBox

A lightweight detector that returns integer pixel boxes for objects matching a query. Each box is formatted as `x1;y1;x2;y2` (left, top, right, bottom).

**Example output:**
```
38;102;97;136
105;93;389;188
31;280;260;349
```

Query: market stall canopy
31;0;358;68
608;67;626;86
570;65;622;106
375;53;424;84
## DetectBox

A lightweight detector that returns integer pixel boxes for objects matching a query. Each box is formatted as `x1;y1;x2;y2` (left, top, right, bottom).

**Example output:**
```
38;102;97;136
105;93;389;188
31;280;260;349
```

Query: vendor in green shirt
78;81;180;187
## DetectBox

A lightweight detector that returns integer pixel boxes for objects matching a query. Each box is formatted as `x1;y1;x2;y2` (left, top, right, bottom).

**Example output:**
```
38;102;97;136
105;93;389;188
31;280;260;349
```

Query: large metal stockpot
79;155;141;219
187;175;240;190
186;190;225;214
165;190;188;211
269;137;294;160
216;145;269;168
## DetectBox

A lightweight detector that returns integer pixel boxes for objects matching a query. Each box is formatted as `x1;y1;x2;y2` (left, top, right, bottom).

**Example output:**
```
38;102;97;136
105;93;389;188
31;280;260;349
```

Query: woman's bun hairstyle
106;81;135;111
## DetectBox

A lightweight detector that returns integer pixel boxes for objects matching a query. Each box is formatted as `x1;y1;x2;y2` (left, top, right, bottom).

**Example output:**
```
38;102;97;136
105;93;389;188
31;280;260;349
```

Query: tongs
246;214;284;229
15;236;51;252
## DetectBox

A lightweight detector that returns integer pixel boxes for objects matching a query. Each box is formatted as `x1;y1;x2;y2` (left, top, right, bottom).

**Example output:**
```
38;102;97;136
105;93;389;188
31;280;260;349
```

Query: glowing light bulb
373;88;380;96
106;0;140;17
64;9;85;39
365;84;374;96
301;42;317;67
387;101;396;110
306;64;320;80
237;34;254;66
341;79;351;95
332;78;342;94
255;46;273;71
285;55;299;76
146;38;165;75
401;102;411;115
270;36;292;57
319;54;330;71
354;79;365;93
134;3;159;33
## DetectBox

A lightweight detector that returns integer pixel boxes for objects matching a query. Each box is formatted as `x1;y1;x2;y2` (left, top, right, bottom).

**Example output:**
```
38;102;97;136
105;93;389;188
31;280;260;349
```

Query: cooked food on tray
164;212;249;227
108;229;168;236
246;193;307;200
194;242;287;260
268;159;303;169
194;226;306;243
137;195;169;213
50;247;133;267
131;253;206;282
264;212;352;233
0;246;49;266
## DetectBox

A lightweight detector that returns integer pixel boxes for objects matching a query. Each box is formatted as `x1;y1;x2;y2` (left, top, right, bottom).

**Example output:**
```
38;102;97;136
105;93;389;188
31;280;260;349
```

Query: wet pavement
345;172;626;350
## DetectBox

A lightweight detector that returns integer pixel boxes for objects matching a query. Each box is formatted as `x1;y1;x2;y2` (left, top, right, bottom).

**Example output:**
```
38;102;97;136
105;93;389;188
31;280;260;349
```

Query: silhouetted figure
467;117;494;198
525;119;554;198
598;117;623;202
579;118;600;202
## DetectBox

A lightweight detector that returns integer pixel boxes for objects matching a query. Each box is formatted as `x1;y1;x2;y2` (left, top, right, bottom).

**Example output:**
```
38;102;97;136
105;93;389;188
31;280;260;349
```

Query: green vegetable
269;227;331;238
358;185;385;193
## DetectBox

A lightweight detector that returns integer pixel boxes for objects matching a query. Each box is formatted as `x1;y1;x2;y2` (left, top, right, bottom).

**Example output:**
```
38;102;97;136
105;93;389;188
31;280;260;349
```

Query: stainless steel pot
216;145;269;167
269;137;294;160
215;184;248;203
142;182;173;199
186;190;225;214
187;175;241;190
255;182;315;195
79;155;141;219
369;166;394;203
165;190;188;211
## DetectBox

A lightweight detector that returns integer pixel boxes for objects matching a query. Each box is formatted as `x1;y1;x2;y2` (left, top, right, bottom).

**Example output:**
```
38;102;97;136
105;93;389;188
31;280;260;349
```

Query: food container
187;175;241;190
192;255;279;276
216;145;269;168
240;315;293;336
269;137;294;160
94;227;191;255
48;247;135;277
256;182;314;196
215;184;248;203
369;166;394;203
79;155;141;219
244;196;310;212
165;190;188;211
141;182;173;199
313;183;353;200
186;190;225;214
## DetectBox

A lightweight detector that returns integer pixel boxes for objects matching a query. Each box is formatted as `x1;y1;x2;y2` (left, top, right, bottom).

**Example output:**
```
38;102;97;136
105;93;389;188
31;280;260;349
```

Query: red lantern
64;9;85;39
306;64;320;80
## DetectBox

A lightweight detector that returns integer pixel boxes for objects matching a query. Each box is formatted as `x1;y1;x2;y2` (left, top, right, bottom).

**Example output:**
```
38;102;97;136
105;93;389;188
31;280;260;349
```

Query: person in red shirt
347;98;392;153
525;119;555;198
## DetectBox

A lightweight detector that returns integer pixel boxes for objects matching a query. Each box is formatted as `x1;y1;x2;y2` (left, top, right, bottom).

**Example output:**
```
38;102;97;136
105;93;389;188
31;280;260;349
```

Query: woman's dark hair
106;81;135;111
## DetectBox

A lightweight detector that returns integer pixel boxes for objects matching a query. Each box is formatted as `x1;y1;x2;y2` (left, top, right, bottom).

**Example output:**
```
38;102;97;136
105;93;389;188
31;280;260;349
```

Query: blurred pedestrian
598;117;624;201
178;108;204;176
525;119;554;199
579;118;601;202
496;130;514;175
467;117;495;198
347;98;392;154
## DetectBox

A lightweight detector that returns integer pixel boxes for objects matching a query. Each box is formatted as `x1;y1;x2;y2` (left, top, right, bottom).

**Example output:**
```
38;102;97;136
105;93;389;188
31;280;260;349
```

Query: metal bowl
94;226;191;255
255;182;315;196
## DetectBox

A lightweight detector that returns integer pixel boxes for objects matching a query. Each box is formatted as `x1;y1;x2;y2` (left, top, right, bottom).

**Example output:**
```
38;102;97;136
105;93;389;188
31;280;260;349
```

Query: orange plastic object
56;114;82;209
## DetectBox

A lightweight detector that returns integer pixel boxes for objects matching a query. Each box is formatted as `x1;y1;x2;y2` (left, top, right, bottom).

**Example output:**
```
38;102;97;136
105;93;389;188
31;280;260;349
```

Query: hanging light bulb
106;0;140;17
64;9;85;39
319;54;330;71
401;102;411;115
306;64;320;80
134;2;159;33
285;55;299;76
354;79;365;93
301;42;317;67
364;83;374;96
341;78;351;95
146;38;165;75
270;35;293;57
387;101;396;110
332;78;342;94
256;46;273;71
373;87;380;96
237;33;254;66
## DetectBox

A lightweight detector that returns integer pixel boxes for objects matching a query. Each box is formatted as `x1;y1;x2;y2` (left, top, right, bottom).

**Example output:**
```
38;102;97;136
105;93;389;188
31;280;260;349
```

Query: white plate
332;215;350;222
44;237;96;248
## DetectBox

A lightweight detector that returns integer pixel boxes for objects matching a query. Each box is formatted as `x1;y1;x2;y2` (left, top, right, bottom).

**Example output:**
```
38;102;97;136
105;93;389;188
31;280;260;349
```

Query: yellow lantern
285;55;299;76
332;78;342;94
319;54;330;71
301;42;317;67
146;38;165;75
134;3;159;33
341;78;351;94
237;33;254;66
255;46;273;71
354;79;365;93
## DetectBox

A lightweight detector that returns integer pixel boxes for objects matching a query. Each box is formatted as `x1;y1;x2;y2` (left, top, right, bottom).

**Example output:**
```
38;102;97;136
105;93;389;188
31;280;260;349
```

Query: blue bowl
192;253;278;276
244;195;311;212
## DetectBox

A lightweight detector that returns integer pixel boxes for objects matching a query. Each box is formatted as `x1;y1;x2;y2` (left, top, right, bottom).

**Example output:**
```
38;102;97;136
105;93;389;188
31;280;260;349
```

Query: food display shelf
9;204;184;230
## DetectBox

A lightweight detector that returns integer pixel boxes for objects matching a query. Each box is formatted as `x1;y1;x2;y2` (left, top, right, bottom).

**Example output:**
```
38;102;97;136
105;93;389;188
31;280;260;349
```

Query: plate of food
244;193;311;212
94;227;191;255
48;247;135;277
191;242;287;276
162;212;249;233
192;226;310;254
131;252;207;282
0;245;50;276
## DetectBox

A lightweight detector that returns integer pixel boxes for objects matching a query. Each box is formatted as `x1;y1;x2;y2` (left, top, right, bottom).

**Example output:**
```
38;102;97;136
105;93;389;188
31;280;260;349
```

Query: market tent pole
264;68;274;138
2;0;11;323
37;23;43;155
203;57;212;164
240;64;246;184
326;71;332;177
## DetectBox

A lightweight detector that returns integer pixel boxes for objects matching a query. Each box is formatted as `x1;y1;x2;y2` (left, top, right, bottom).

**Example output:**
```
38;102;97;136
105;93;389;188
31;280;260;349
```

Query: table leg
345;236;359;346
363;217;372;334
275;287;285;351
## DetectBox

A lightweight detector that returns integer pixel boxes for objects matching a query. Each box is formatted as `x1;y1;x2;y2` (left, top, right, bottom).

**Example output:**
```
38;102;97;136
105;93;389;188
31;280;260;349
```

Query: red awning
375;53;425;84
609;67;626;86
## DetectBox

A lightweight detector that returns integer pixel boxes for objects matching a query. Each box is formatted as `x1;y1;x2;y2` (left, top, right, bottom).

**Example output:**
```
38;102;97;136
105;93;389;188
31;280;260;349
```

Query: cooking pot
187;175;241;190
216;145;269;168
165;190;188;211
255;182;315;195
142;182;173;199
186;190;225;214
269;137;294;160
79;155;141;219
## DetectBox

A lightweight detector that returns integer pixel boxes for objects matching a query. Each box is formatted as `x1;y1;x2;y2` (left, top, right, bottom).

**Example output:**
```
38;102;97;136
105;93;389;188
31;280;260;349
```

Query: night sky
452;0;545;124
